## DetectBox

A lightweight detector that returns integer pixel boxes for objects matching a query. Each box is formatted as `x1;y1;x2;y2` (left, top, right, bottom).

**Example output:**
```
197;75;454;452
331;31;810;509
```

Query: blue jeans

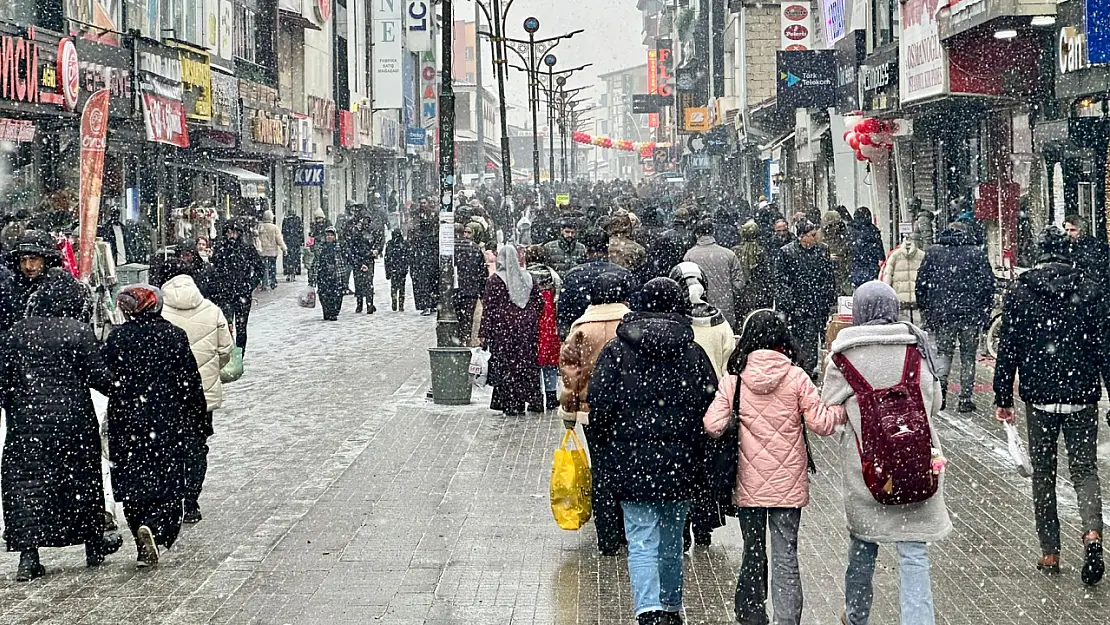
845;537;934;625
541;365;558;394
622;501;690;616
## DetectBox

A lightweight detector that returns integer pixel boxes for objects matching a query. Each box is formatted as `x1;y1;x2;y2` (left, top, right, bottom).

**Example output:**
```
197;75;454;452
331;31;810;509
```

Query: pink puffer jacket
703;350;846;508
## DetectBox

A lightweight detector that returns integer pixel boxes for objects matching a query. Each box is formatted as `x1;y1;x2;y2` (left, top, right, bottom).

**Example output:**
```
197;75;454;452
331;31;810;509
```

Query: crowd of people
443;181;1110;625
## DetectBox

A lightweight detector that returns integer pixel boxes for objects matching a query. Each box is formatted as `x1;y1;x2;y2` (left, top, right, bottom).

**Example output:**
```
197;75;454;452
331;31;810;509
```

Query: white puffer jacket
881;243;925;306
162;274;233;411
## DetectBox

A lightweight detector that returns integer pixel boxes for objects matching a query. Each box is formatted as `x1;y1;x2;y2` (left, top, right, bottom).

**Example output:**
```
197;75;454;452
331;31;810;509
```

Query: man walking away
994;226;1110;586
281;212;304;281
256;210;286;290
915;222;994;412
210;221;264;354
557;229;636;339
683;219;744;330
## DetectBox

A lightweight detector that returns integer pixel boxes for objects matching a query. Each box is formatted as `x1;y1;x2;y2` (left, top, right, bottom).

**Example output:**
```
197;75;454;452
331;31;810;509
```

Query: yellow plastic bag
550;429;593;530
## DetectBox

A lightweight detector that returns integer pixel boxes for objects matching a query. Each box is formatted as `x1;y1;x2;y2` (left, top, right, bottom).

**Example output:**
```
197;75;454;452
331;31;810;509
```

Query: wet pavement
1;271;1109;624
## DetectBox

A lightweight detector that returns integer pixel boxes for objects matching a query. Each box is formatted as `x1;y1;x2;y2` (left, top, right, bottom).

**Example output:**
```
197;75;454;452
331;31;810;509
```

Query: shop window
872;0;898;48
234;5;257;63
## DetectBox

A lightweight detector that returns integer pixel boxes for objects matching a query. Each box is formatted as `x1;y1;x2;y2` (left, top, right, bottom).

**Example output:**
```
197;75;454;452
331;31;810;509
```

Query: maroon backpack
831;346;937;506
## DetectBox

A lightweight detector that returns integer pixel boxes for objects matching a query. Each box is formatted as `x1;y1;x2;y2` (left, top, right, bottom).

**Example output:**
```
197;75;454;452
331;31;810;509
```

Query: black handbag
707;377;742;504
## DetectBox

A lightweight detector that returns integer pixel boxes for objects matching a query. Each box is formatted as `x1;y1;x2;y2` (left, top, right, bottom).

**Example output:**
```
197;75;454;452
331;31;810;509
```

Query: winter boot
391;291;398;311
544;391;558;412
183;500;202;524
85;541;106;568
637;611;666;625
957;398;977;413
136;525;159;568
660;612;684;625
368;301;376;314
15;549;44;582
940;387;948;411
1083;531;1104;586
355;297;364;314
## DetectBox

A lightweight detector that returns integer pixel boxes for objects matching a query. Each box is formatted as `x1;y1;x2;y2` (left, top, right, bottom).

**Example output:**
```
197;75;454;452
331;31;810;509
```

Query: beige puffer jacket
256;210;287;257
881;243;925;306
161;274;233;411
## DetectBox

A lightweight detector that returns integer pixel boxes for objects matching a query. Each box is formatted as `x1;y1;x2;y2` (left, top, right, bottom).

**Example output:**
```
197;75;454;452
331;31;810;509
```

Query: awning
169;162;270;198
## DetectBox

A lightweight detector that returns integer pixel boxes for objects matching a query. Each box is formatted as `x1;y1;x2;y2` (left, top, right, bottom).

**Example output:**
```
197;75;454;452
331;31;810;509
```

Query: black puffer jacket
454;239;488;300
0;272;113;551
993;263;1110;408
1069;235;1110;294
103;315;205;506
210;236;263;305
775;240;836;320
915;228;995;328
586;312;718;502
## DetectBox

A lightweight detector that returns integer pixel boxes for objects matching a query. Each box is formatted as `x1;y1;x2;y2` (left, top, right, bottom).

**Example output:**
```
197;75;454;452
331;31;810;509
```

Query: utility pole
490;0;512;213
436;0;458;346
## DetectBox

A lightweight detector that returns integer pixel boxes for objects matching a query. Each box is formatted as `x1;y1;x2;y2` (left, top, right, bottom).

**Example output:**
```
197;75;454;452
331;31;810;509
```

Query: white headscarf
496;244;533;308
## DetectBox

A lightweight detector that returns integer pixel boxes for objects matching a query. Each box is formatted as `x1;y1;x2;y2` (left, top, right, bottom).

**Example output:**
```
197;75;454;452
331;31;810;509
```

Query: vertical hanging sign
647;50;659;128
781;2;814;51
406;0;433;52
373;0;404;109
78;88;111;280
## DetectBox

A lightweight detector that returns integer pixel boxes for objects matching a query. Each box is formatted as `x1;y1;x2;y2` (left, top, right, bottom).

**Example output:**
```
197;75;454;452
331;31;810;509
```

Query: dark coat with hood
210;230;264;305
454;239;488;300
103;314;206;506
311;237;346;297
0;271;112;551
384;230;411;282
776;240;836;320
993;262;1110;408
586;311;718;502
915;227;994;328
849;218;886;287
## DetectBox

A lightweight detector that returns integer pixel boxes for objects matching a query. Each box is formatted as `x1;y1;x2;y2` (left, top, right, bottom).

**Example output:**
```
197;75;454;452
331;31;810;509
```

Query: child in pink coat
703;309;846;625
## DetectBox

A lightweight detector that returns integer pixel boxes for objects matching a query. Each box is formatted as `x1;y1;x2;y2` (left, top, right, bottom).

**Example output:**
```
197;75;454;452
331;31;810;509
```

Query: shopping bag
469;348;490;387
1004;421;1033;478
220;347;245;383
298;286;317;309
550;429;592;530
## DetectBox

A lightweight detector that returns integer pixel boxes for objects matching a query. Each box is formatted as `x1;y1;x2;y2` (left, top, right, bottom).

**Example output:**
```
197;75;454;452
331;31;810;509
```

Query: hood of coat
936;227;974;247
829;322;917;355
26;269;90;321
689;302;726;325
1020;262;1093;301
741;350;795;395
572;302;630;328
262;210;275;224
162;274;205;311
616;311;695;360
739;221;760;242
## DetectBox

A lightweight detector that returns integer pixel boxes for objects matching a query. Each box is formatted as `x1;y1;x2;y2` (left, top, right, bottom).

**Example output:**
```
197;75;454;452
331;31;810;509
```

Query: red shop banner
142;93;189;148
78;88;111;280
338;110;356;147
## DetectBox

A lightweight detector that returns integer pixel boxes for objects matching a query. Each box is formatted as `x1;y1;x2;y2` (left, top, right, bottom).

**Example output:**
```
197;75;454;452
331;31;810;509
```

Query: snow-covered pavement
0;269;1109;624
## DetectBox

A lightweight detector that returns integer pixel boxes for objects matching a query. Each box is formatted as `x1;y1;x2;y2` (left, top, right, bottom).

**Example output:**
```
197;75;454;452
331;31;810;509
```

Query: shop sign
289;115;314;159
372;0;403;109
0;118;35;141
356;106;373;146
859;59;899;112
407;0;433;52
137;40;189;147
1060;26;1088;74
821;0;847;47
374;112;401;151
1089;0;1110;63
834;30;864;113
309;96;335;131
0;28;68;110
294;163;325;186
74;37;132;117
78;88;110;280
58;38;79;111
338;110;356;147
777;50;837;109
172;43;213;122
316;0;332;22
406;127;426;146
420;50;437;128
241;107;291;156
780;2;814;51
899;0;947;102
209;71;238;132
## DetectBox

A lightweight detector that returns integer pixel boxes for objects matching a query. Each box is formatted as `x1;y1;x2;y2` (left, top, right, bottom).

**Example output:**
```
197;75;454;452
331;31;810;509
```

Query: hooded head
852;281;900;326
262;210;275;224
588;271;631;305
1036;225;1072;265
740;220;760;242
26;270;91;321
11;230;61;279
619;277;695;359
669;261;709;306
635;277;689;315
313;208;326;221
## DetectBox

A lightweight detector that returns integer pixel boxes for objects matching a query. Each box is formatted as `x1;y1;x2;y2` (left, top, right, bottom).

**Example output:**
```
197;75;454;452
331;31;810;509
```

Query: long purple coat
479;274;543;412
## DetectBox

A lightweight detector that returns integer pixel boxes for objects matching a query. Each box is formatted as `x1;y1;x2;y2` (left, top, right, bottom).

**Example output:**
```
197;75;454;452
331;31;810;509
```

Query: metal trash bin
428;347;474;406
116;263;150;287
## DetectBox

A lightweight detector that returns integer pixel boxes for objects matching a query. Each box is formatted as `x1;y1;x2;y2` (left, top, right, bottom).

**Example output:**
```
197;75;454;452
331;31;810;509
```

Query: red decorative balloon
856;150;868;162
859;133;872;146
848;135;860;150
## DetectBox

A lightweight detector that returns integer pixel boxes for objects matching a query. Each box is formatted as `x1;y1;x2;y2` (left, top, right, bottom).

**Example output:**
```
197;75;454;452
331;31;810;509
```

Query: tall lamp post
472;0;514;212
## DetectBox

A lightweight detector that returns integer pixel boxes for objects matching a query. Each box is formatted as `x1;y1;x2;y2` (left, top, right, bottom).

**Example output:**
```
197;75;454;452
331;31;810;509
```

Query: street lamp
472;0;515;213
530;59;592;186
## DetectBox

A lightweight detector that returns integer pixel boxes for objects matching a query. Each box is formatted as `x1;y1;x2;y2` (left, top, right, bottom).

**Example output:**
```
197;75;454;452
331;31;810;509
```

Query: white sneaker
136;525;159;568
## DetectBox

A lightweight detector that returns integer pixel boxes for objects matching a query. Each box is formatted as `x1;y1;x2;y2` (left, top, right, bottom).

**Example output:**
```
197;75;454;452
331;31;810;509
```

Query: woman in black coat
344;218;378;314
103;284;206;568
586;277;718;623
0;271;115;581
311;227;345;321
849;206;887;287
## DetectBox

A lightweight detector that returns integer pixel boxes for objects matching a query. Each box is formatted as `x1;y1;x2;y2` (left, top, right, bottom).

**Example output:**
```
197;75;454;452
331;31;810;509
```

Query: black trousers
454;295;478;345
123;498;183;549
582;424;626;552
219;295;253;353
789;315;824;381
183;424;210;511
320;293;343;320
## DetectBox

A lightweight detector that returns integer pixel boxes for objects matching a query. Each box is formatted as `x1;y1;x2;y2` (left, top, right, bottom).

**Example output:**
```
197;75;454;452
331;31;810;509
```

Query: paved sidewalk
0;273;1108;624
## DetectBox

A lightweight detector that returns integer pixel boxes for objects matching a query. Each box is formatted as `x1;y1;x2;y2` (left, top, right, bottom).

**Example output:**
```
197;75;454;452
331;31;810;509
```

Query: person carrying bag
704;309;844;625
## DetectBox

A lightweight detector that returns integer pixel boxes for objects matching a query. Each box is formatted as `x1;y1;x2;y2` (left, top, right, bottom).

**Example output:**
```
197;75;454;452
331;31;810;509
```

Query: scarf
495;244;533;308
852;280;938;375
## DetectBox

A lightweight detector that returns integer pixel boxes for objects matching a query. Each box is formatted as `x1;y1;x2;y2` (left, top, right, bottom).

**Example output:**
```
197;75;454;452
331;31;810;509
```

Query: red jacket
537;288;560;366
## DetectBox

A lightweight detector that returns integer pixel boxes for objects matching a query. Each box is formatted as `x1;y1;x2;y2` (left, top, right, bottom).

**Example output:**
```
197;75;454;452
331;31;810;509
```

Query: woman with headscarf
822;281;950;625
479;244;544;416
733;220;775;320
821;211;854;297
103;284;207;568
0;271;118;581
